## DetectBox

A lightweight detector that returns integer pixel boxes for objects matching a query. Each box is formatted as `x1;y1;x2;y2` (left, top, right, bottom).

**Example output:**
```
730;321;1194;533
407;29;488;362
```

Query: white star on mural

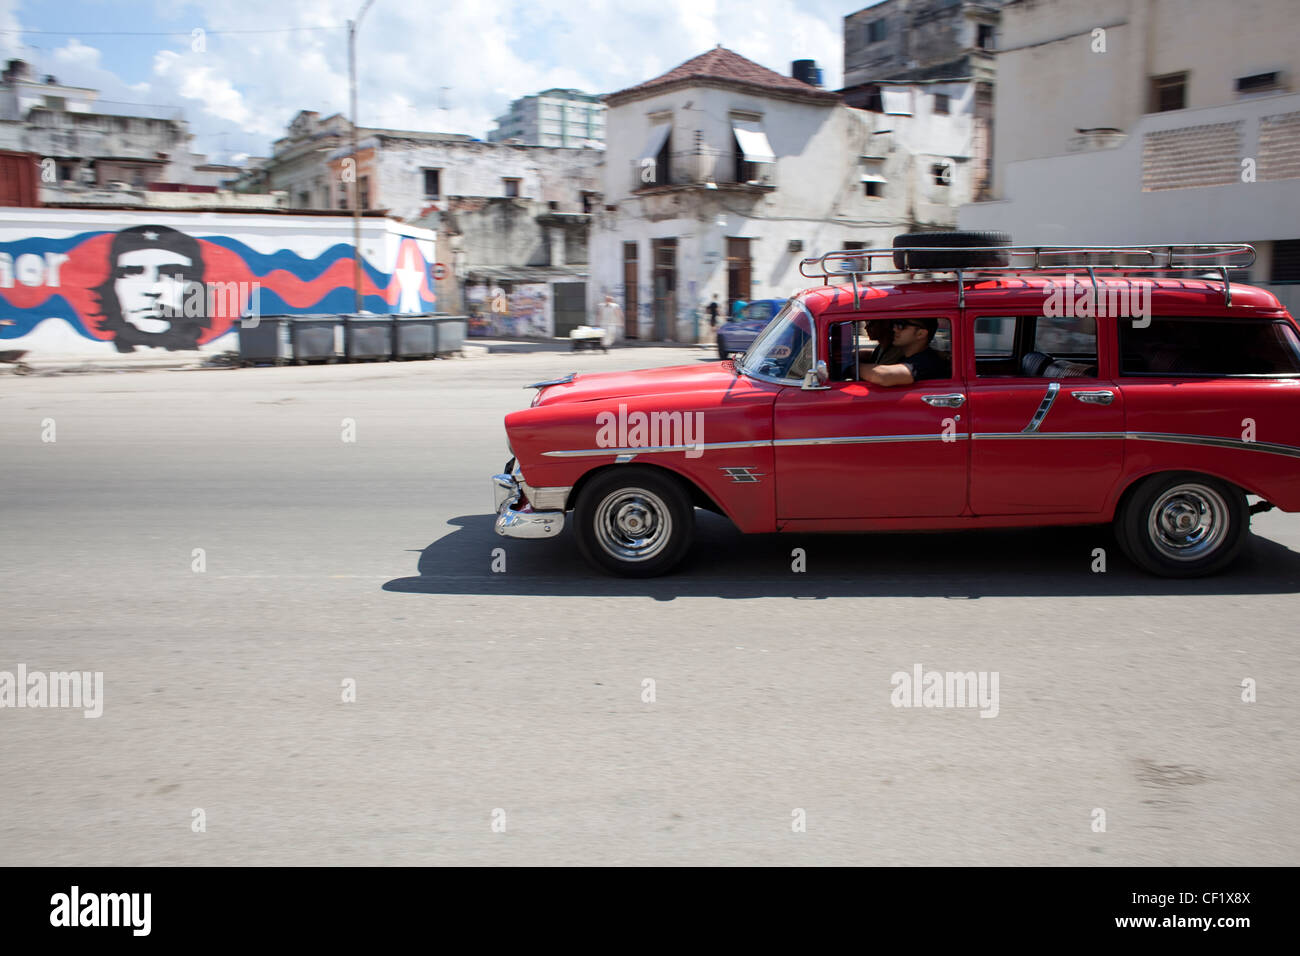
393;246;424;314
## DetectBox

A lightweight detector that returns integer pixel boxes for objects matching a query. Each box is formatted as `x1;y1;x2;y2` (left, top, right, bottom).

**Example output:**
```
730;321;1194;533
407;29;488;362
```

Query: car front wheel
1115;472;1248;577
574;466;694;577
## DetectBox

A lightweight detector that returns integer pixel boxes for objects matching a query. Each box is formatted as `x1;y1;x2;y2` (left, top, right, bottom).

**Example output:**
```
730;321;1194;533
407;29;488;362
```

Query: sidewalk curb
10;340;703;374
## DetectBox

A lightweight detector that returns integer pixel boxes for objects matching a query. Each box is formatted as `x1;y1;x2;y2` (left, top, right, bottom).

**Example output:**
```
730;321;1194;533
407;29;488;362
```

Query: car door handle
1072;389;1115;406
922;393;966;408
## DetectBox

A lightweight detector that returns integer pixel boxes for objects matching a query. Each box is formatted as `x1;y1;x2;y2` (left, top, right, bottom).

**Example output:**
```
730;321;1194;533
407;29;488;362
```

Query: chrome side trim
975;430;1300;458
538;431;1300;459
542;439;770;458
1126;432;1300;459
975;431;1126;440
773;433;969;447
1022;382;1060;434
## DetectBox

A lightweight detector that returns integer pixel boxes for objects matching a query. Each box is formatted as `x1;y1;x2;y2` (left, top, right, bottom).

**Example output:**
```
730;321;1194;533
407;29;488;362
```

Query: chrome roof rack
798;243;1256;310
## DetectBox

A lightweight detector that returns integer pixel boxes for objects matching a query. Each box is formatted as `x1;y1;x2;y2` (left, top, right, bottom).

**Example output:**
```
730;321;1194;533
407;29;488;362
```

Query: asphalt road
2;348;1298;865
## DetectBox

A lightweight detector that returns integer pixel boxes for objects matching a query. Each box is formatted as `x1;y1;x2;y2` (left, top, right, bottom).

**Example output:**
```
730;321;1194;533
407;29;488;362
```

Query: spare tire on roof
893;231;1013;271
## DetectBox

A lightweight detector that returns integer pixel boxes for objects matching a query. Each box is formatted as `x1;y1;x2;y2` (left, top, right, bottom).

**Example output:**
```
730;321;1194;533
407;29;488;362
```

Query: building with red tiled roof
605;46;841;107
592;45;979;342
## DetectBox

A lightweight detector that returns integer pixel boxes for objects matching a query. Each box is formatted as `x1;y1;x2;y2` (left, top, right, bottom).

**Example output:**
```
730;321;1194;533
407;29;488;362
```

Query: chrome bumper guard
492;471;565;539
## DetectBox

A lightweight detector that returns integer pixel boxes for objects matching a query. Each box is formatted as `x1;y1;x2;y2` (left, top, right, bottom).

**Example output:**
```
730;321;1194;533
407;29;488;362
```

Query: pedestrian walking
704;294;720;348
598;294;624;349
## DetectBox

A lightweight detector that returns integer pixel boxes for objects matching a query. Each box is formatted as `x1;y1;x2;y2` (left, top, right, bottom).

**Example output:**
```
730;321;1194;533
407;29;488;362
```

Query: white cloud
153;48;279;133
52;37;101;67
4;0;855;162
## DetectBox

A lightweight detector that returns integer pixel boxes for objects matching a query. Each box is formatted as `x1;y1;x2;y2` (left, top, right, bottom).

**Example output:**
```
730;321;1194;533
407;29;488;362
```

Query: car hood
532;360;769;406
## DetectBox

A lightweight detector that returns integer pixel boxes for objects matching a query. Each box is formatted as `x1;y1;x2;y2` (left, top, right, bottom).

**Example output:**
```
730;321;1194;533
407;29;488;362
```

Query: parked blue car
715;298;786;359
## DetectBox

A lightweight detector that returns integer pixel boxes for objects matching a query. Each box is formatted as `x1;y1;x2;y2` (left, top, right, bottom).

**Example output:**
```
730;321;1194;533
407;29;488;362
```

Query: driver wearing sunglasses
859;317;947;385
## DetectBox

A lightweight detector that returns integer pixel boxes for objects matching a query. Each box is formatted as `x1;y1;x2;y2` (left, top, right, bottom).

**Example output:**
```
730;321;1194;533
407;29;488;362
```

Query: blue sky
1;0;878;164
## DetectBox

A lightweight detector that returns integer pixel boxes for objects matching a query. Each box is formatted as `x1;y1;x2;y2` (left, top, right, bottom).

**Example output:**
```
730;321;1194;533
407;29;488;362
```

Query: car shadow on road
383;512;1300;599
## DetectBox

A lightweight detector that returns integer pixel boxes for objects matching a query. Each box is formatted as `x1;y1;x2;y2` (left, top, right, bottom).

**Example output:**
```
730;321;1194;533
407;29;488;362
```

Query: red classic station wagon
491;234;1300;577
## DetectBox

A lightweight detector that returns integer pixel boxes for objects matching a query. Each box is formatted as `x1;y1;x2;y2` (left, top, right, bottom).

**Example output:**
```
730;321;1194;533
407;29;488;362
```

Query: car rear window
1119;316;1300;376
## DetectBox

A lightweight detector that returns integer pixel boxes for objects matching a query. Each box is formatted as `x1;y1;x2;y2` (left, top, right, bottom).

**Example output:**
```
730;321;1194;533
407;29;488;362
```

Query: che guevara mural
0;215;437;353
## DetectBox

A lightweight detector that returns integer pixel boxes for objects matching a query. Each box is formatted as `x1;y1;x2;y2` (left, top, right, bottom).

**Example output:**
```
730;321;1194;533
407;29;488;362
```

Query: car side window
975;315;1098;378
827;318;953;383
1119;316;1300;376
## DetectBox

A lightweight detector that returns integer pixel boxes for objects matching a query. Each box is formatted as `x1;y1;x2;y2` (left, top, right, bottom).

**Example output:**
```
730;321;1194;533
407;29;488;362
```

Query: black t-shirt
900;347;949;382
706;302;719;324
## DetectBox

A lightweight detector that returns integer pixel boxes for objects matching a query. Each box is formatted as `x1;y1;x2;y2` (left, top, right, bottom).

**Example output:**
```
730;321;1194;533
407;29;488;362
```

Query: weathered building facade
844;0;1001;88
331;134;601;327
1;59;264;209
243;111;604;332
958;0;1300;314
842;0;1002;200
592;46;977;341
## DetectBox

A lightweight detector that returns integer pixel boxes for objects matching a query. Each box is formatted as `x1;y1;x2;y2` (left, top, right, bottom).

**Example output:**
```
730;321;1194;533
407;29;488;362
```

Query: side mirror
801;360;830;390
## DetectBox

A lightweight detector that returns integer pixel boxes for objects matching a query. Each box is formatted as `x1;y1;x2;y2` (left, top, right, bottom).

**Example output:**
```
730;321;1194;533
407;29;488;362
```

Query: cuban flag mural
0;212;436;353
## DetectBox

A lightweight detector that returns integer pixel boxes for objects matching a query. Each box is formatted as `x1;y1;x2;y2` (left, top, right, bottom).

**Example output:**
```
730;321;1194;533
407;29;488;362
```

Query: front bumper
492;467;565;539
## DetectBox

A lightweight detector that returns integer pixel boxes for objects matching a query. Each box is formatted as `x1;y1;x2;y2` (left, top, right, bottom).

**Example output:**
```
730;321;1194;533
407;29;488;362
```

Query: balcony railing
630;148;775;192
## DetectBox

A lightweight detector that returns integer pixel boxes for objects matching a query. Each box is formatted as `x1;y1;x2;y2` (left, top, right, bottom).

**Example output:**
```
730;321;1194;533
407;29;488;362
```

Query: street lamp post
348;0;376;313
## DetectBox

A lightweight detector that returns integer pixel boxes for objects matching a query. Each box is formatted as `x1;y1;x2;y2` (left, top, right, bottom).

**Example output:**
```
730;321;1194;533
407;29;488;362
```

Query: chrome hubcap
593;488;672;561
1148;483;1229;561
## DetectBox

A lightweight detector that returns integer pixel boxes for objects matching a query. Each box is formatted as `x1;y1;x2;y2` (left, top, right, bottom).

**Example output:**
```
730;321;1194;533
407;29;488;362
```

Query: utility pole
348;0;376;313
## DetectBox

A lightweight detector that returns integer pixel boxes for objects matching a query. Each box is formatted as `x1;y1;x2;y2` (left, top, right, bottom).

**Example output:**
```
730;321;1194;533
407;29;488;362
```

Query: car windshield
735;299;814;381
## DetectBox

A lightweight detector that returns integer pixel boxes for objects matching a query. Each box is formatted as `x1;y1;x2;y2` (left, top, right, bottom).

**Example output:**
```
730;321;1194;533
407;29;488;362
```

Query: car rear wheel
574;467;694;577
1115;472;1248;577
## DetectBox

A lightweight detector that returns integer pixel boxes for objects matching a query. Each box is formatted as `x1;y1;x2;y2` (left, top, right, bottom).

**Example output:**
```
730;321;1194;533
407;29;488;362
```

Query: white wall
961;94;1300;241
595;80;976;339
375;140;602;222
991;0;1300;193
960;93;1300;312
